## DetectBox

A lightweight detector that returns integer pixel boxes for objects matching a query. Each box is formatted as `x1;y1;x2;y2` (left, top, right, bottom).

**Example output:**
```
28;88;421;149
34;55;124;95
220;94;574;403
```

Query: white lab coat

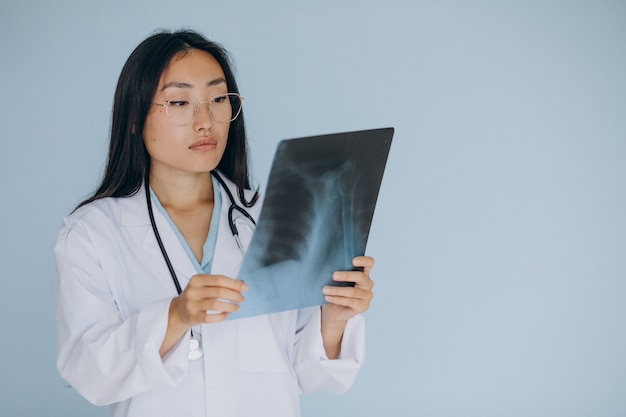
55;176;365;417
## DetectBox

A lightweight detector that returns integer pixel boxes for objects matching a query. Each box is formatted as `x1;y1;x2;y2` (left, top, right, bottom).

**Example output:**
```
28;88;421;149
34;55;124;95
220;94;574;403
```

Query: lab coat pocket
238;315;290;373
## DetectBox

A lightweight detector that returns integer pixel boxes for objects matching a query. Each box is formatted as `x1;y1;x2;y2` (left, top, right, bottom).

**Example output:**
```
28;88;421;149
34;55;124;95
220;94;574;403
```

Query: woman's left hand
321;256;375;324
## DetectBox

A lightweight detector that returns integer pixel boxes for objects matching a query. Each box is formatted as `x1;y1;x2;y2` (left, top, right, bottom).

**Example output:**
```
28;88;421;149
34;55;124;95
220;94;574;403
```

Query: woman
55;30;374;417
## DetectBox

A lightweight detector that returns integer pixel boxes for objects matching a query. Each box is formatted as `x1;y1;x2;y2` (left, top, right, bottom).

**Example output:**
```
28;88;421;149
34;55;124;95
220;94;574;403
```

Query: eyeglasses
152;93;243;125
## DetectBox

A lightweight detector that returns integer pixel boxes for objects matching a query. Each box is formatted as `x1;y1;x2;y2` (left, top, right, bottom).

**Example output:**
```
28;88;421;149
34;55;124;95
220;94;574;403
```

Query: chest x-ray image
233;127;393;319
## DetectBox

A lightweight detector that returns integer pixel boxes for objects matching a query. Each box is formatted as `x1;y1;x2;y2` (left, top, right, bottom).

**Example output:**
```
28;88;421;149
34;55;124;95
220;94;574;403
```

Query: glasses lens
165;98;197;125
211;94;242;122
163;95;242;125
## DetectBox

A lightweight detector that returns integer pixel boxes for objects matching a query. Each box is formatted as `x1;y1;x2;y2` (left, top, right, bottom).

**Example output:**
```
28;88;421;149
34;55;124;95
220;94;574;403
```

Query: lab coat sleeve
55;218;189;406
293;306;365;395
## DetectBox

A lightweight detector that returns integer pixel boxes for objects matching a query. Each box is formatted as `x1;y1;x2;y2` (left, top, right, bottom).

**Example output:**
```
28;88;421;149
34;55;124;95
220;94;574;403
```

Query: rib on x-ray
257;157;358;271
232;127;394;319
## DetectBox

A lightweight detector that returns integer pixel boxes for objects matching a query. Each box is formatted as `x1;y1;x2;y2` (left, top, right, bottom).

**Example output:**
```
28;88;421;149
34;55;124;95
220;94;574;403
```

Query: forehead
158;49;226;88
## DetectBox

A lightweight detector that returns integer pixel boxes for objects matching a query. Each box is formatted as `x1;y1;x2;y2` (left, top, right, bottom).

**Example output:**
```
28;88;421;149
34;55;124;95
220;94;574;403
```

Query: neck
148;169;214;211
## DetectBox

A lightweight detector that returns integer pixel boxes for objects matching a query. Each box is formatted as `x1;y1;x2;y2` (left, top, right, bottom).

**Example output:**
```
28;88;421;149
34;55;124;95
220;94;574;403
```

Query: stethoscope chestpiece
188;332;203;360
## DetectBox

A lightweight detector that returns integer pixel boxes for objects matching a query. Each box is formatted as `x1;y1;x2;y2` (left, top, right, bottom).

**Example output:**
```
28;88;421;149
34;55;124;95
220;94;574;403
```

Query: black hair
76;29;257;209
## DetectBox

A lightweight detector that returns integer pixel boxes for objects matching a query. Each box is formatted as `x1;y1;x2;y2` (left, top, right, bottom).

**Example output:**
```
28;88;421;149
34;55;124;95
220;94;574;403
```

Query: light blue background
1;1;625;416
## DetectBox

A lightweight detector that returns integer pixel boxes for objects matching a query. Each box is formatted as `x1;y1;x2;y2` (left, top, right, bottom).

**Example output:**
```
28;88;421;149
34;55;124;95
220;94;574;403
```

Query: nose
193;102;214;131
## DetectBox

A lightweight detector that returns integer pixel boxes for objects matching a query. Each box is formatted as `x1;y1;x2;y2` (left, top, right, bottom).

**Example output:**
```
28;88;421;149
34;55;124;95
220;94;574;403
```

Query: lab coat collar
118;184;198;283
116;175;254;283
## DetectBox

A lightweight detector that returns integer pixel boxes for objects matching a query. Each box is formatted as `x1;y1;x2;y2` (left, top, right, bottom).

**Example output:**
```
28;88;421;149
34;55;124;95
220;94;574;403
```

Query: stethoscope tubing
211;171;256;257
144;170;256;358
146;170;256;295
145;178;183;294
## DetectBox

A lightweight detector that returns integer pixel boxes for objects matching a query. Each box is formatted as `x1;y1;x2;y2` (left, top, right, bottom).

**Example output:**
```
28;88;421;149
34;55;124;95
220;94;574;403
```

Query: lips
189;137;218;151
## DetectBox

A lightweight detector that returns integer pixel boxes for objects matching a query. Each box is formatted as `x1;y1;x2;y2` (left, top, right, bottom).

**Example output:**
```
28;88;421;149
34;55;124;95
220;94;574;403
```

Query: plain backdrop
1;1;625;416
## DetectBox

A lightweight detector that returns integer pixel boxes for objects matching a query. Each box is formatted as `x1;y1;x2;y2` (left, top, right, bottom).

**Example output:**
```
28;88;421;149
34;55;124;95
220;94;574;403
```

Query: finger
201;298;242;314
204;286;246;303
185;276;248;302
184;286;246;305
331;270;373;289
323;292;370;313
352;256;375;275
187;298;240;324
189;274;248;292
203;311;229;324
323;284;373;302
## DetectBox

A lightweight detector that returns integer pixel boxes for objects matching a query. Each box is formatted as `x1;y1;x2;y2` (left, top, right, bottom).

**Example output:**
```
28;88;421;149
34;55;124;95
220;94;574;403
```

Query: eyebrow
160;77;227;91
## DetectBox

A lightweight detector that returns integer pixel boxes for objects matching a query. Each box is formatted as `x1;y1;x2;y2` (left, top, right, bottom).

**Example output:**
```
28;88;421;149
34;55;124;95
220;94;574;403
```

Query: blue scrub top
149;176;222;274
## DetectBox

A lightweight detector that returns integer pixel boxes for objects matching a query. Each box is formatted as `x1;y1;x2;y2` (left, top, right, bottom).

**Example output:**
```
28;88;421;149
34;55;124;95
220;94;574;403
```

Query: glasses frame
151;93;244;125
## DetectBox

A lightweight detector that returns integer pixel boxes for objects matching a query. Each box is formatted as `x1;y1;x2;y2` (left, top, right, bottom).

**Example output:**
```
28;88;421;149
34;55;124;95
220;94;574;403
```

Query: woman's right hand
160;274;247;356
174;274;248;325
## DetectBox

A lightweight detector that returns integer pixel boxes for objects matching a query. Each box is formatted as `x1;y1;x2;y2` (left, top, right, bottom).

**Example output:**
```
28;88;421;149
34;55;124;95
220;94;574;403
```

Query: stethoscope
210;170;256;257
145;170;256;360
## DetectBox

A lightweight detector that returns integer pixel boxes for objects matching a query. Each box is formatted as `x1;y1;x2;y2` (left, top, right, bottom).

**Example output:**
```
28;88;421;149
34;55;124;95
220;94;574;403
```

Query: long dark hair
76;29;257;210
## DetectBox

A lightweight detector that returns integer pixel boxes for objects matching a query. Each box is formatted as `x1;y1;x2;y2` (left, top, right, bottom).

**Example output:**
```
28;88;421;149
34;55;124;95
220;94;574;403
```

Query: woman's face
143;49;231;178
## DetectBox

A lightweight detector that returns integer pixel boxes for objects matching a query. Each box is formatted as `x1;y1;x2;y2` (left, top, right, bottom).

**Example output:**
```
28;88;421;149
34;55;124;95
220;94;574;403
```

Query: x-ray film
231;127;394;319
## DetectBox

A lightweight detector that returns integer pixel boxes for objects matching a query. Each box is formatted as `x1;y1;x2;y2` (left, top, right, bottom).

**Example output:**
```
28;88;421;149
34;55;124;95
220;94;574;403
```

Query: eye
167;99;191;107
212;94;229;104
